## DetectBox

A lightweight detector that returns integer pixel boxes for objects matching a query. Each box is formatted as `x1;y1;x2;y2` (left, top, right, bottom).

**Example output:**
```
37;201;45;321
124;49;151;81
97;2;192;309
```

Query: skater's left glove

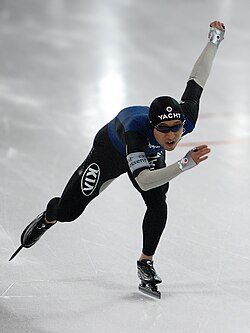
178;145;211;171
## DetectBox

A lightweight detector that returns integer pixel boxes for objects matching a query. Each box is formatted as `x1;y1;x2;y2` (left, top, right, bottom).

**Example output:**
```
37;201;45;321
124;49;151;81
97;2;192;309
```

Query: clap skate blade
138;281;161;299
9;245;24;261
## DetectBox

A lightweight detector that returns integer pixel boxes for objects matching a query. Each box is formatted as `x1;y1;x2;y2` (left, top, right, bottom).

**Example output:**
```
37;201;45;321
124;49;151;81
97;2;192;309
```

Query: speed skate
137;259;162;299
9;212;54;261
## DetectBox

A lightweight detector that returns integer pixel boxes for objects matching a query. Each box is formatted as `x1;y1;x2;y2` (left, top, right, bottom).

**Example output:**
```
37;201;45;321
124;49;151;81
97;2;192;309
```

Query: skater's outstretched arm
180;21;225;127
188;20;225;88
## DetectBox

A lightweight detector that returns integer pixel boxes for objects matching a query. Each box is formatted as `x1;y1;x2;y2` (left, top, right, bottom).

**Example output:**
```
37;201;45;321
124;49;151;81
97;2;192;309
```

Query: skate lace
138;261;159;281
38;219;56;231
37;223;47;230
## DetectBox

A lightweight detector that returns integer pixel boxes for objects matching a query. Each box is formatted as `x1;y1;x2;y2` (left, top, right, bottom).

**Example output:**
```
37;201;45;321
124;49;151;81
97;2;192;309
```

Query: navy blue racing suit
46;80;202;256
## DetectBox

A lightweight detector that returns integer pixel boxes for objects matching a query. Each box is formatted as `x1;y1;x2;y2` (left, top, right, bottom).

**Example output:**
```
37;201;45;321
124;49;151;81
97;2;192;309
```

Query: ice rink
1;0;250;332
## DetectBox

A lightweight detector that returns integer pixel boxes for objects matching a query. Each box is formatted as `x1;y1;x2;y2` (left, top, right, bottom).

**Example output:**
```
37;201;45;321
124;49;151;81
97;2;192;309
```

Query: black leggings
45;125;169;256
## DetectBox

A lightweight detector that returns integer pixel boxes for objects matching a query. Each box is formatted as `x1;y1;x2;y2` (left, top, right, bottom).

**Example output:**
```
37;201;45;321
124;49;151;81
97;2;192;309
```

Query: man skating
10;21;225;298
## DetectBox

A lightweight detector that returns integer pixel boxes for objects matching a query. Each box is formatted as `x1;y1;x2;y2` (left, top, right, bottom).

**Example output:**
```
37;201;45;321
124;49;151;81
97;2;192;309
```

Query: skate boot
9;212;55;261
137;259;162;299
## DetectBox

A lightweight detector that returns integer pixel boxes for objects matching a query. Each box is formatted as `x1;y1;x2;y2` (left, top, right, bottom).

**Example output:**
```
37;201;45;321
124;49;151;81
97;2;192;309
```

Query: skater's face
153;120;183;151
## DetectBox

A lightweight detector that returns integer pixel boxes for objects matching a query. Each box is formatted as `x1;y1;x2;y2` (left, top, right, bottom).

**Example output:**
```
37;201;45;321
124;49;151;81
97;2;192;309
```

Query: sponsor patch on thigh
81;163;100;196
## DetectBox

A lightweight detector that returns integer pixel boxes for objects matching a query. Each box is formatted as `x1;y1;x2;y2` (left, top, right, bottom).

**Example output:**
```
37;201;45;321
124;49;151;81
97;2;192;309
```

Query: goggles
154;123;183;134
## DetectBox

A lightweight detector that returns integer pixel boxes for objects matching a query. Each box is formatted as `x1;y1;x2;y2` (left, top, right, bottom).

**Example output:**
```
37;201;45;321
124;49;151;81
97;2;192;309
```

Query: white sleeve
135;163;183;191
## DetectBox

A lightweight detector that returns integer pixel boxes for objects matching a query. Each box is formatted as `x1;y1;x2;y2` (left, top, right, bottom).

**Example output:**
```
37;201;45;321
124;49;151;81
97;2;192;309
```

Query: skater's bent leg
17;125;127;259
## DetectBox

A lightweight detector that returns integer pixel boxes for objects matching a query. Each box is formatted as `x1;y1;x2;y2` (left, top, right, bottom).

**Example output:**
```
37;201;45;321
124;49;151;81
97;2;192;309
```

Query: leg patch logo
81;163;100;196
